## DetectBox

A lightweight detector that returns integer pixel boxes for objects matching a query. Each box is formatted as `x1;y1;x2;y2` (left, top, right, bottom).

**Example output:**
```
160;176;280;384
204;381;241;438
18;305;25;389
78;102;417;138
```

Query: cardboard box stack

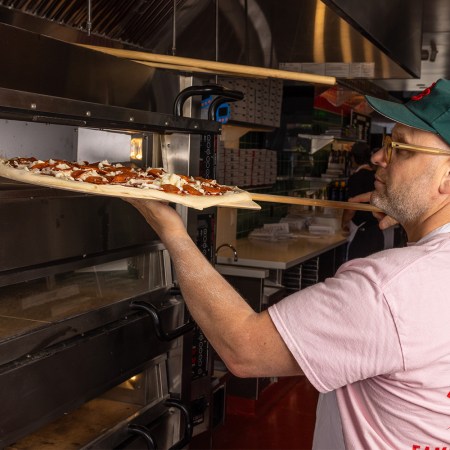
214;77;283;127
216;142;277;188
265;148;278;185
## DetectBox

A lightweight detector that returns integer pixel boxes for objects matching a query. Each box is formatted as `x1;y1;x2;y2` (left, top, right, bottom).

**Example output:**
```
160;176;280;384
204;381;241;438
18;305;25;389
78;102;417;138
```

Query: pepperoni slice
71;169;86;179
182;184;202;195
31;162;52;169
202;185;221;195
160;184;182;194
147;168;164;177
84;176;107;184
194;176;214;183
111;174;132;183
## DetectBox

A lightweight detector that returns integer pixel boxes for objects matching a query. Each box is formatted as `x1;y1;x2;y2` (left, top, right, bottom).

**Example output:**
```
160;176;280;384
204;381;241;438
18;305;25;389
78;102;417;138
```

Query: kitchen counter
216;232;348;270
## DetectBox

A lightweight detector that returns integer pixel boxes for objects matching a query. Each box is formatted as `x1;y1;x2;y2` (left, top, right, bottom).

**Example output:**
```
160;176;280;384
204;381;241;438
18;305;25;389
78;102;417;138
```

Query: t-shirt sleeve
268;263;404;393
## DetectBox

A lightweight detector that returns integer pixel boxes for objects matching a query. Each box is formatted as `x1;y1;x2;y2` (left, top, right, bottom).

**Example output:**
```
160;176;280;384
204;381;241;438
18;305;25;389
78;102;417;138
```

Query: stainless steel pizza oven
0;179;197;448
0;19;232;447
0;25;211;450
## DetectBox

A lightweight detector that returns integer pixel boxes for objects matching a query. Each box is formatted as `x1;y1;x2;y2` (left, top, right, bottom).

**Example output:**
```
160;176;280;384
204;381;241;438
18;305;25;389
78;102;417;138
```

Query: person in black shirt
342;142;385;259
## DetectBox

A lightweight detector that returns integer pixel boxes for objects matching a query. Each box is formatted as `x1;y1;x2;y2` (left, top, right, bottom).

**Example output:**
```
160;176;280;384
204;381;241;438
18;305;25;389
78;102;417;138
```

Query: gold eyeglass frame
382;135;450;164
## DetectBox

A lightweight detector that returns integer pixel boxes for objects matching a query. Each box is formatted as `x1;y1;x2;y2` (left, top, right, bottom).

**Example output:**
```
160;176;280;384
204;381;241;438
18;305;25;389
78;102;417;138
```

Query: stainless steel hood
0;0;422;81
375;0;450;93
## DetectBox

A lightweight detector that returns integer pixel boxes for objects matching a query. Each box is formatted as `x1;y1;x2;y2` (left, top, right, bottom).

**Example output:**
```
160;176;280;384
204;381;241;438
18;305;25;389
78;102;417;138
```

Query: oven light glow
130;137;143;160
127;374;142;389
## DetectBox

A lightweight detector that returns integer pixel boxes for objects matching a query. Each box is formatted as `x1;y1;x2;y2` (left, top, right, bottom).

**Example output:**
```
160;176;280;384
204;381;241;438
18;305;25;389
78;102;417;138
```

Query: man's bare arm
126;199;302;378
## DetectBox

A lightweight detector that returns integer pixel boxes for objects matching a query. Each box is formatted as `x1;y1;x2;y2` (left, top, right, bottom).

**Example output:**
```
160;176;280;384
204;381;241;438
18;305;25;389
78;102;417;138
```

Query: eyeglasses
381;135;450;164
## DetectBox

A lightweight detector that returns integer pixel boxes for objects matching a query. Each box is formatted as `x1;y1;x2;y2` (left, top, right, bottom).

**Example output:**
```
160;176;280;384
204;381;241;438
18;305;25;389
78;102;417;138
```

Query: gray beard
371;172;434;226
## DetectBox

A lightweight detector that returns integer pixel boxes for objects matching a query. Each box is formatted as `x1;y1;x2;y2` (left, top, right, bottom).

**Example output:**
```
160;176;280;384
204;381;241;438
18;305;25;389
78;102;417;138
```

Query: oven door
0;253;193;448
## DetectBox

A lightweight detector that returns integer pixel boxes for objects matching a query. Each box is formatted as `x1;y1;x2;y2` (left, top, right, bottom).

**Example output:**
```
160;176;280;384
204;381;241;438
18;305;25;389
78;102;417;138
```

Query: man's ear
439;165;450;194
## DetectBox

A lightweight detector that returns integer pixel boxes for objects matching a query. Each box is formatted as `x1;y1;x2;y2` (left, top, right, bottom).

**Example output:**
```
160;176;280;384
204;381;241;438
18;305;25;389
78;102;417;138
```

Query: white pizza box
224;159;241;168
253;164;266;172
224;151;240;158
239;157;254;164
225;163;243;172
252;176;266;184
224;154;241;162
240;163;251;171
252;167;266;176
229;110;247;121
250;163;263;170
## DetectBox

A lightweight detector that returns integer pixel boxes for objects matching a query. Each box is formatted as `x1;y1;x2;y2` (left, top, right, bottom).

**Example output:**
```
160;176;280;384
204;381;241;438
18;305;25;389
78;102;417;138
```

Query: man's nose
371;147;387;167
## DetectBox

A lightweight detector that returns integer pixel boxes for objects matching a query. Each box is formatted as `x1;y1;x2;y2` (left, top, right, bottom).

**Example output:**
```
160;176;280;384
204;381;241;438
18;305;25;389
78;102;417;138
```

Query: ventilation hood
0;0;422;81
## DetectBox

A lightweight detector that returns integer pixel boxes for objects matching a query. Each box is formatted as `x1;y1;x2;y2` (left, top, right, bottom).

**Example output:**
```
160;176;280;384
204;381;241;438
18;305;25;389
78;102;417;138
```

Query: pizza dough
0;158;260;211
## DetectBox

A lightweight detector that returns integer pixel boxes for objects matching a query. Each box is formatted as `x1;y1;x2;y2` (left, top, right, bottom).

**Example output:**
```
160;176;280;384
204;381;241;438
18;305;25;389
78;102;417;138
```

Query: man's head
370;124;449;225
365;81;450;236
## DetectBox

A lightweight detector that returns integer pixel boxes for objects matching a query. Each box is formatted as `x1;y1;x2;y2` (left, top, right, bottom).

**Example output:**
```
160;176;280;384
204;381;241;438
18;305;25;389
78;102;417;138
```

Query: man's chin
371;193;389;212
370;192;383;207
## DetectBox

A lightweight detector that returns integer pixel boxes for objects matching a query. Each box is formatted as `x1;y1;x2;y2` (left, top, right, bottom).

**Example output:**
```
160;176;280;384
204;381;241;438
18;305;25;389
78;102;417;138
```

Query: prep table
216;232;348;270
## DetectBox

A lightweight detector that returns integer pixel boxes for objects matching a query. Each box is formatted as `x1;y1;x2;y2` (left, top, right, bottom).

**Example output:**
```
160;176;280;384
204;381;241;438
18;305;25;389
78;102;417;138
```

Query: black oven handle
127;424;157;449
130;300;194;341
208;95;243;121
125;399;192;450
165;398;193;450
173;84;244;117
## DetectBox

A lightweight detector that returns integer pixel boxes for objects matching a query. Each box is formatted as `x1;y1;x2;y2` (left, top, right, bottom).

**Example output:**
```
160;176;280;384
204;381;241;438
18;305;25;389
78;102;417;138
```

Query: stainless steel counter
216;232;348;270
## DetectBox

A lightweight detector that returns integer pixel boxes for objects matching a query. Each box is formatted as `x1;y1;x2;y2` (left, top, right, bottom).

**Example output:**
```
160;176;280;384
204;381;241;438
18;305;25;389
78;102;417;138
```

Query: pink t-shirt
269;231;450;449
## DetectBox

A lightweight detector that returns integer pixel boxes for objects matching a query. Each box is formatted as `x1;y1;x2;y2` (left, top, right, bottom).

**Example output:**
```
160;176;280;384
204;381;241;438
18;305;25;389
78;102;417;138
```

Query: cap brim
365;95;437;134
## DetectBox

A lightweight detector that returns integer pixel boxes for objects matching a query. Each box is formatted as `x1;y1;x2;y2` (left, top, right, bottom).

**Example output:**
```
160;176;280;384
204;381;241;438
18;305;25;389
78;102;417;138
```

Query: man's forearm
162;232;259;372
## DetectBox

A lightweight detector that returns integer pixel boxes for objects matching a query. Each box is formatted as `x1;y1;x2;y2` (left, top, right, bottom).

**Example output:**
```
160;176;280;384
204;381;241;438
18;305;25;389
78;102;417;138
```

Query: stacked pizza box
216;145;278;188
216;147;249;187
249;149;266;186
265;149;278;185
214;77;282;127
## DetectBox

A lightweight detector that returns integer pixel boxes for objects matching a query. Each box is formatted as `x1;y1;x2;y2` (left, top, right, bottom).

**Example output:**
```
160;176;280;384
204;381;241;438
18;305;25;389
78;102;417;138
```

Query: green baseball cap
365;79;450;146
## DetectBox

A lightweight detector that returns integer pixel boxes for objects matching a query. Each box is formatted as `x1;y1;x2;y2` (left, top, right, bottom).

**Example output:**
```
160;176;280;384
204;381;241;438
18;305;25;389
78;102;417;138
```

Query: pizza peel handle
250;193;382;213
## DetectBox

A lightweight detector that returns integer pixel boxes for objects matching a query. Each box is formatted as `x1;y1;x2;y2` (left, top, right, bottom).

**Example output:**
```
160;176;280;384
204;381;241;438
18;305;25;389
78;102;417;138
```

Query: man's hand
348;192;398;230
124;199;187;242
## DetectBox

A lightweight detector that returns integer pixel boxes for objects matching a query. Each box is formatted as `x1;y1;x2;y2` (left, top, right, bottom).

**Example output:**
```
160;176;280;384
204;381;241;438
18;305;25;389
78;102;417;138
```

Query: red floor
211;376;319;450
